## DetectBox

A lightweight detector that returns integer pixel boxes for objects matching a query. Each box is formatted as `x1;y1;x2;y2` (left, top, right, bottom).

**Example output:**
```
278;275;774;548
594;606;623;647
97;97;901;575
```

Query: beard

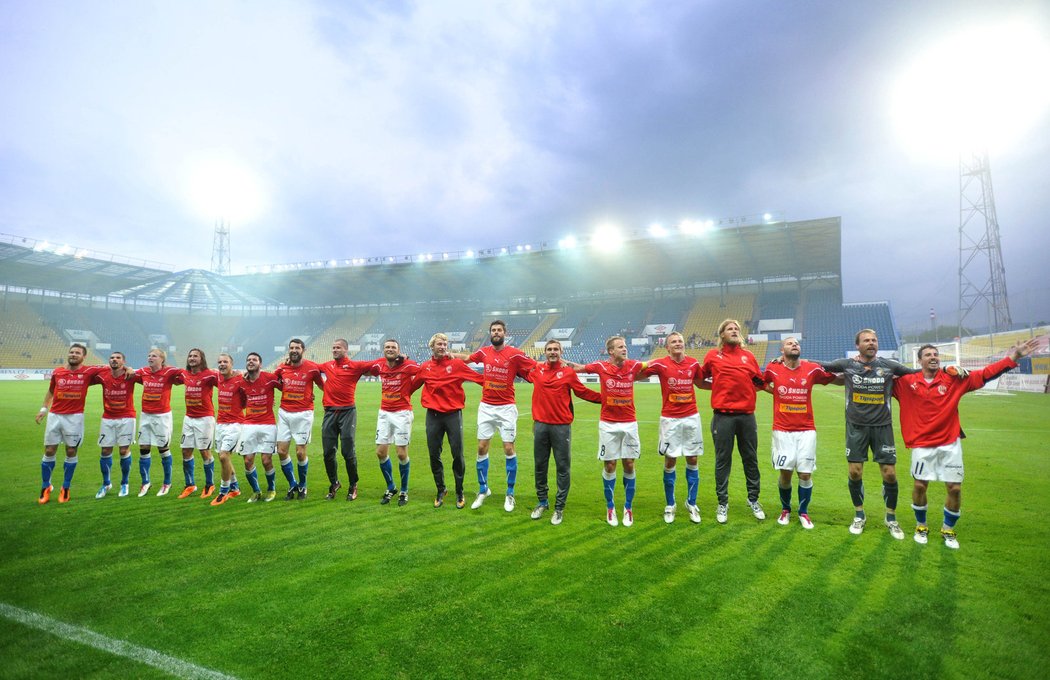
491;335;504;347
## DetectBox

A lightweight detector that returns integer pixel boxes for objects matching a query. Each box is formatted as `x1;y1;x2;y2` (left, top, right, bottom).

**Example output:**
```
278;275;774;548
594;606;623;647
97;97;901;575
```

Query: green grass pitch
1;380;1048;679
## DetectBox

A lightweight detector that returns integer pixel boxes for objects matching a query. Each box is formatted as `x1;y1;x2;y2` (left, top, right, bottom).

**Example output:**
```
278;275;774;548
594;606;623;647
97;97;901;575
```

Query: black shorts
845;422;896;464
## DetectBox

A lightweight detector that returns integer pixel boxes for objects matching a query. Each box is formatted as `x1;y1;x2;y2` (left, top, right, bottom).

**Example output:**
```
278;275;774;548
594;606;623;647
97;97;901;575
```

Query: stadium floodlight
465;249;475;257
891;20;1050;158
516;245;524;252
763;213;773;222
590;223;623;252
328;259;337;267
648;223;668;238
500;247;508;255
558;235;578;249
442;252;449;259
524;244;532;251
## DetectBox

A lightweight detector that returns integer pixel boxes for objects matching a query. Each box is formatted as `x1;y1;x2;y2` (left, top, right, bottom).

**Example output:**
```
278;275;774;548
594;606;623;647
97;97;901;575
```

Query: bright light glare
558;235;577;249
182;151;268;223
648;222;668;238
892;21;1050;158
591;223;623;252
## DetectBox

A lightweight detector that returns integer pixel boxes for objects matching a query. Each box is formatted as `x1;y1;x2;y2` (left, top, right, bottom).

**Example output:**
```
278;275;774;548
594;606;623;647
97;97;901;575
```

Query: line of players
34;321;1037;549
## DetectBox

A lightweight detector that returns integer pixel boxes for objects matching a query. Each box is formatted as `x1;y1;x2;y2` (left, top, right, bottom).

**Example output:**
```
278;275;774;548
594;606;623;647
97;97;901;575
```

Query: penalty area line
0;602;238;680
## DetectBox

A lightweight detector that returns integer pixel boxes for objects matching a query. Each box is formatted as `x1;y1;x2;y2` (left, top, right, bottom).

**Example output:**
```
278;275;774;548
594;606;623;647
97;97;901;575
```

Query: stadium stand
678;294;755;359
1;218;957;373
1;300;103;368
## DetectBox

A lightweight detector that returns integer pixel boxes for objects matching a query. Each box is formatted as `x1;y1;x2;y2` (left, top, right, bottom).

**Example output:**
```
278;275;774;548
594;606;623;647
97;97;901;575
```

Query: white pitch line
0;602;238;680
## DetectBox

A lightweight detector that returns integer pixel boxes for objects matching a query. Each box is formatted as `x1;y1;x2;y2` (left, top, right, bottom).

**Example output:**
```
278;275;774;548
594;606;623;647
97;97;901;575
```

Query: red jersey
319;357;382;408
92;370;137;419
372;359;421;413
701;345;762;413
469;345;535;406
893;356;1017;448
216;373;247;425
239;371;280;425
411;355;483;412
582;359;645;423
48;365;102;415
175;368;219;418
763;361;836;432
274;360;324;413
642;355;702;418
525;361;601;425
135;366;181;414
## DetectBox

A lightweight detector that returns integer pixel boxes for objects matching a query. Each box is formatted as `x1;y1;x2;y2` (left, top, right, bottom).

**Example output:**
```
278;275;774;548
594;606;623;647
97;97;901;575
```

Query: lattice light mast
211;221;231;275
958;151;1011;335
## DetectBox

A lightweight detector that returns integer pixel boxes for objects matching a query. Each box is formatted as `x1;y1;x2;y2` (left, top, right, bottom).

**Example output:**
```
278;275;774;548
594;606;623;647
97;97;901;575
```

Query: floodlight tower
211;221;231;275
958;151;1011;335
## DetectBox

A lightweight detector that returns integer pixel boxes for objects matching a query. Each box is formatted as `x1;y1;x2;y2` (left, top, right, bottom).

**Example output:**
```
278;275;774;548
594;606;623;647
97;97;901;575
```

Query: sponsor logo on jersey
852;393;885;404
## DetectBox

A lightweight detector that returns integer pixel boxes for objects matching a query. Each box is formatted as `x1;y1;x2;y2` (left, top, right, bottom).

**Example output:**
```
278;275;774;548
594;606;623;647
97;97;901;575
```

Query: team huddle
34;319;1036;549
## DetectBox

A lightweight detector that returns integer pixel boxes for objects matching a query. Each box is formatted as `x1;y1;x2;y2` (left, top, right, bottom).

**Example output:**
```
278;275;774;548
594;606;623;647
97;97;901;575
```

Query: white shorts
44;412;85;448
181;416;216;451
99;417;135;449
138;412;173;448
376;410;414;446
598;421;641;461
910;438;964;483
477;402;518;442
277;409;313;445
215;423;243;454
658;415;703;458
771;429;817;473
238;424;277;456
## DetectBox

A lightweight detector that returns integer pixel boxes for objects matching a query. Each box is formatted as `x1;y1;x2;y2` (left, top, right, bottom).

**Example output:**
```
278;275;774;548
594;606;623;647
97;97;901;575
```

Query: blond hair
716;319;741;350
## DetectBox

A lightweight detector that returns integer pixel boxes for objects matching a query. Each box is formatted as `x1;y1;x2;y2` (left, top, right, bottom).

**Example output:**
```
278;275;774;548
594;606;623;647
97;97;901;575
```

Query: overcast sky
2;0;1048;332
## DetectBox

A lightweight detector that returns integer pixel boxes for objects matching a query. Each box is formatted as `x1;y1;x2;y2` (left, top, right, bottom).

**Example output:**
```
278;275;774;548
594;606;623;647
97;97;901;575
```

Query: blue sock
506;455;517;495
119;455;131;485
280;459;297;489
779;483;792;511
100;455;113;486
380;457;395;490
943;507;960;529
183;457;195;486
219;481;230;494
231;474;240;491
685;464;699;506
623;471;636;510
62;456;78;489
247;468;261;493
203;459;214;486
602;469;616;509
912;504;928;525
477;455;490;493
399;459;410;492
139;453;152;484
798;479;813;515
297;457;309;488
265;468;276;491
160;453;173;485
41;456;56;489
663;468;676;506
